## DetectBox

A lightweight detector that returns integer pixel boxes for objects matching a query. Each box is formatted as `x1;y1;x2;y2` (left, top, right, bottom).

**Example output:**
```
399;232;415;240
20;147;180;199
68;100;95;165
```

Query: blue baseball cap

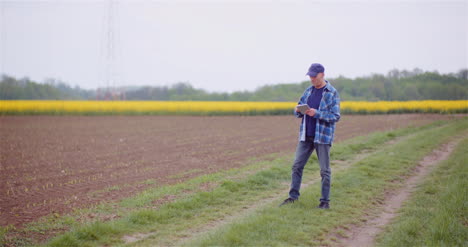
306;63;325;77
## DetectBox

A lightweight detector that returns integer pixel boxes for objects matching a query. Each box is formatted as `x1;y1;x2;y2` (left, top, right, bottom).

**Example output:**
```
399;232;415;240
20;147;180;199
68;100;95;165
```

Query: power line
99;0;124;100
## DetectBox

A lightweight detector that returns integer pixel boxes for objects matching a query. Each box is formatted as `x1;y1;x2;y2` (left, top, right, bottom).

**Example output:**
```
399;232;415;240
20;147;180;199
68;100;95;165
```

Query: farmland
0;114;466;246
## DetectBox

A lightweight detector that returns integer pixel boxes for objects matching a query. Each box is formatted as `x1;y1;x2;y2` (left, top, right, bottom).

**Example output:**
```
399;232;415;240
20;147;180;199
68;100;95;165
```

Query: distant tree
387;68;400;79
457;69;468;80
1;68;467;101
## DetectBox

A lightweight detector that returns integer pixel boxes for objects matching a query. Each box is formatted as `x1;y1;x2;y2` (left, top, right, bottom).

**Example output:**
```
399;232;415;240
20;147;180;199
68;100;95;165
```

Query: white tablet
297;104;310;114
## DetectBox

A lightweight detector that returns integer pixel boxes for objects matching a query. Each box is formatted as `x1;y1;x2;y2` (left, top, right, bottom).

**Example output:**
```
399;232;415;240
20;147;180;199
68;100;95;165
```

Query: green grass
0;226;7;246
187;119;467;246
375;137;468;247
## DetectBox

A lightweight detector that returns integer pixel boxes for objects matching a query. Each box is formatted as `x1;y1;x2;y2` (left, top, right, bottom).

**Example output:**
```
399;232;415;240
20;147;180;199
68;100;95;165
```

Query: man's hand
305;108;316;117
295;106;301;113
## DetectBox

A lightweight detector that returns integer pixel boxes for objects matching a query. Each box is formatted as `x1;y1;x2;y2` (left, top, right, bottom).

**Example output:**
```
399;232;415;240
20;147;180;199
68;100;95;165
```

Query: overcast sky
1;0;467;92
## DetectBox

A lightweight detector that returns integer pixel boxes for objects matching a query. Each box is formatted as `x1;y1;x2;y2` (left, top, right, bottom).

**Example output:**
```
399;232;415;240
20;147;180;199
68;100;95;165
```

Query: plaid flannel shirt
294;80;340;144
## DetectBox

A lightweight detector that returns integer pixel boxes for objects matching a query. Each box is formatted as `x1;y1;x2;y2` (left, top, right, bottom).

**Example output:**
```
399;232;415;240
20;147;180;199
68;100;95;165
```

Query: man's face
309;73;324;87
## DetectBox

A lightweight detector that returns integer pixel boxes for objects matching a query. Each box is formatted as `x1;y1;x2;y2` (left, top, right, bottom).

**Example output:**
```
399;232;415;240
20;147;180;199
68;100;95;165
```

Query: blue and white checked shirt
294;80;341;144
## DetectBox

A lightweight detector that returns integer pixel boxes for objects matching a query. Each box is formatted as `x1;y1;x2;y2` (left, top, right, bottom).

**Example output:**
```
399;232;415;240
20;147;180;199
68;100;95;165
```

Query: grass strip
28;120;450;247
375;137;468;247
187;119;467;247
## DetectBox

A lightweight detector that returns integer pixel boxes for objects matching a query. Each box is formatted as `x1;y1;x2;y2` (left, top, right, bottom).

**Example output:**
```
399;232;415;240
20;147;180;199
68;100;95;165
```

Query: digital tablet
297;104;310;114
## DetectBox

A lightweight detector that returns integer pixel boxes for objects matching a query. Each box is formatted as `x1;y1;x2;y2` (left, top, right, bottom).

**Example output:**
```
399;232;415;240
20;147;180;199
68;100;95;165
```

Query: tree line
1;68;467;101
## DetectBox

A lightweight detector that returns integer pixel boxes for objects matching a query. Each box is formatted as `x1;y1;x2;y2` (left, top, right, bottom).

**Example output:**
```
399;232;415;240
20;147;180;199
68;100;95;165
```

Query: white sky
1;0;467;92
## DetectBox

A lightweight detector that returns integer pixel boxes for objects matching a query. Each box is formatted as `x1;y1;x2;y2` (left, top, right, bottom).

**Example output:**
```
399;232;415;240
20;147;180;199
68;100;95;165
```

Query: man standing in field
280;63;340;209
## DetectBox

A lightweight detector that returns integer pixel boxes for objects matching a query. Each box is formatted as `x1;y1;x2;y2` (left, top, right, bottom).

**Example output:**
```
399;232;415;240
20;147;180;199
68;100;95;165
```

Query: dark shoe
279;198;297;207
317;201;330;209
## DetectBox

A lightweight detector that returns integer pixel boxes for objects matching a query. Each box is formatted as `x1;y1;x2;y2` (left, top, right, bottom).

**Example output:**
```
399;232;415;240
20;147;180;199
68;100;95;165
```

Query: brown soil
334;136;464;247
0;114;461;228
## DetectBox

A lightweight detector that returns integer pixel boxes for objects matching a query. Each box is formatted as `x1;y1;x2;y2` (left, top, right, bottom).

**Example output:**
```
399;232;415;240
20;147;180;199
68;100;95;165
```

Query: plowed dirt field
0;114;461;228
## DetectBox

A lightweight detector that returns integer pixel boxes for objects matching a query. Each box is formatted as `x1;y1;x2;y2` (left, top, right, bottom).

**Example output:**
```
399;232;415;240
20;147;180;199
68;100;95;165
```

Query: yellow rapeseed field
0;100;467;115
0;100;293;115
340;100;468;114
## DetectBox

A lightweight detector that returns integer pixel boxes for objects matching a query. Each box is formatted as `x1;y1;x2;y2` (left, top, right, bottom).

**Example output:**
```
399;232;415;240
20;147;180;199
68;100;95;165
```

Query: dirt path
334;135;465;247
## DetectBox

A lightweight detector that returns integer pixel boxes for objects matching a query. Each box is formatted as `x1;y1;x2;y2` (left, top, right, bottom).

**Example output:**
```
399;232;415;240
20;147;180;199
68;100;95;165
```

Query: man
280;63;340;209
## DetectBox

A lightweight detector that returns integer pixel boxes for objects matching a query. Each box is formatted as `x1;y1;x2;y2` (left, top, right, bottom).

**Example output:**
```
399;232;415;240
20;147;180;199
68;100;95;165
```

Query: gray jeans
289;139;331;202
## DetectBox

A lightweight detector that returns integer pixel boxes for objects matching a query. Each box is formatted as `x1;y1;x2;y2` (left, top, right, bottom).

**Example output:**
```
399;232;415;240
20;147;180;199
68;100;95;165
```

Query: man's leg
288;140;315;200
315;143;331;203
